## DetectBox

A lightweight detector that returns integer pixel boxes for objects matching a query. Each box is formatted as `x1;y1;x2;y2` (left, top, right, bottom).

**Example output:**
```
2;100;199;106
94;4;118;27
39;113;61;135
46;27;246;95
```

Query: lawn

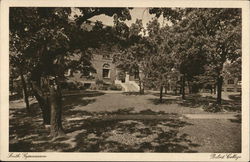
9;90;241;152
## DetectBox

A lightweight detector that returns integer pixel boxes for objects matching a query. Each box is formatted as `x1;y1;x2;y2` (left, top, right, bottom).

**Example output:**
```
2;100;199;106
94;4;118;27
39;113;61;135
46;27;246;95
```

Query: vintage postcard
0;0;249;161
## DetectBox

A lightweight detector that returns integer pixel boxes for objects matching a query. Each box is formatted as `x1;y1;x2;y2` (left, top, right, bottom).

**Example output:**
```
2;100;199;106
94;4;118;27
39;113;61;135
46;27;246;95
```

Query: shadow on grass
10;105;199;152
9;102;42;120
148;98;178;105
64;115;198;152
9;102;52;152
229;114;241;123
151;93;179;97
179;95;210;108
9;94;22;101
147;94;207;108
122;92;143;96
223;94;241;112
228;94;241;101
147;93;241;112
62;91;105;116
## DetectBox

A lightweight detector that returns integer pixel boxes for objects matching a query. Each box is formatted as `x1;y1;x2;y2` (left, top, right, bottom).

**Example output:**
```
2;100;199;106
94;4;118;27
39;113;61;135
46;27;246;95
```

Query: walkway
183;113;239;119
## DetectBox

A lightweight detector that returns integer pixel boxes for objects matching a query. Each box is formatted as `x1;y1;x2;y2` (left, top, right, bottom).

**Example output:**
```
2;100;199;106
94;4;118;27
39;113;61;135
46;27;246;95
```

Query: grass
9;91;241;152
180;119;241;153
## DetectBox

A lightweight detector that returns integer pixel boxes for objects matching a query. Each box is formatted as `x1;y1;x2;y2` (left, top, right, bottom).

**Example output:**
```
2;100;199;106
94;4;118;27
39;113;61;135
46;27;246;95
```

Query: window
227;79;234;84
134;72;139;80
103;54;111;59
226;88;234;92
103;69;110;78
102;63;111;78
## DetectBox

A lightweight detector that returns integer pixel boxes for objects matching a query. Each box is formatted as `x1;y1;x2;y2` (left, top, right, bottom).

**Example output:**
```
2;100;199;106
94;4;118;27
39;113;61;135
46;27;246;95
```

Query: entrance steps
115;80;140;92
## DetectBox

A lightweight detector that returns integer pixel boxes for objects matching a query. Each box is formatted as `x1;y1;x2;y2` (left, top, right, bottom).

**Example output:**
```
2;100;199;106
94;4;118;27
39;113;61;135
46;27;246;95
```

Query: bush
99;86;108;90
203;102;222;112
61;81;87;90
90;84;97;90
95;79;105;85
61;82;77;90
109;84;122;91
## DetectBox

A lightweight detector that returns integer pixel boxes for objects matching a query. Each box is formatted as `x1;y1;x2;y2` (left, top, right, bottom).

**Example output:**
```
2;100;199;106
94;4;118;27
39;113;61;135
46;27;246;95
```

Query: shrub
61;81;78;90
95;79;105;85
109;84;122;91
203;102;222;112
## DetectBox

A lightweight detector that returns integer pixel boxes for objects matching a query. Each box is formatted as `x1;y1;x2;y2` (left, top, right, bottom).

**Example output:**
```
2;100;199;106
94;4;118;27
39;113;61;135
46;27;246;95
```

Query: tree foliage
10;7;132;136
151;8;241;103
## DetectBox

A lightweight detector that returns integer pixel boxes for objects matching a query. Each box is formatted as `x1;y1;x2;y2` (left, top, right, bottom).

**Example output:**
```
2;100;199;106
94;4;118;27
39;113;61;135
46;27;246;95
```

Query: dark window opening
227;79;234;84
103;54;111;59
134;73;139;80
103;69;110;78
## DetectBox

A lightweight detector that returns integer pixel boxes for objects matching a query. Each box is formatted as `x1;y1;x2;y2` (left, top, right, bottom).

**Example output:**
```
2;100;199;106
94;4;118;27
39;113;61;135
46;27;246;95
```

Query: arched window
103;63;111;78
103;63;110;69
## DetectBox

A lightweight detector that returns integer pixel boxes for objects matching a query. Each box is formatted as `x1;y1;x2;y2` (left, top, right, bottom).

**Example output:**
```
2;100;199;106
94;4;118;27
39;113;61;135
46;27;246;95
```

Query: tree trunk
138;76;144;95
31;81;51;125
20;73;30;112
182;74;185;100
164;85;167;94
214;84;216;94
159;86;163;103
10;77;14;95
210;86;213;94
216;76;223;105
188;81;192;94
49;84;65;137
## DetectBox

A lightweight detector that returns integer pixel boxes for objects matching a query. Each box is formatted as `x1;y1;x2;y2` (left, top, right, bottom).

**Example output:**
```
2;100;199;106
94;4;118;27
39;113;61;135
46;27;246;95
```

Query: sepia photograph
1;0;249;161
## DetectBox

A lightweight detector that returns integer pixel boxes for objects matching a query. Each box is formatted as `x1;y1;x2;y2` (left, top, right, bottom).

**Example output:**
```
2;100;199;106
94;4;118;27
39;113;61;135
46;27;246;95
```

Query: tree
10;33;32;113
223;57;241;81
10;7;131;137
171;17;209;98
143;19;175;102
113;19;149;94
151;8;241;104
185;8;241;104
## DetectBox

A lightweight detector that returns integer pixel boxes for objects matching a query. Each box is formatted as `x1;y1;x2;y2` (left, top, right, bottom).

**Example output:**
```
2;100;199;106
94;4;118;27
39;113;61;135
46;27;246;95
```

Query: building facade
66;52;140;92
66;52;241;93
222;78;241;93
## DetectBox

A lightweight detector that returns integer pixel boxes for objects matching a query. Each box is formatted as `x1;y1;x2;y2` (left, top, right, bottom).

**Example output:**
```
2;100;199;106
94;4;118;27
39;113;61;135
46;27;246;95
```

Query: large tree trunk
20;73;30;112
182;74;185;100
216;76;223;105
31;81;51;125
49;84;65;137
159;85;163;103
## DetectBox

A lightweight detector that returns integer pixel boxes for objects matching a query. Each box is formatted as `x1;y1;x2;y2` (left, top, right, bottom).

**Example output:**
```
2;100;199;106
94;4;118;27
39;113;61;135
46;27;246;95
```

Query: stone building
66;51;140;92
222;78;241;93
